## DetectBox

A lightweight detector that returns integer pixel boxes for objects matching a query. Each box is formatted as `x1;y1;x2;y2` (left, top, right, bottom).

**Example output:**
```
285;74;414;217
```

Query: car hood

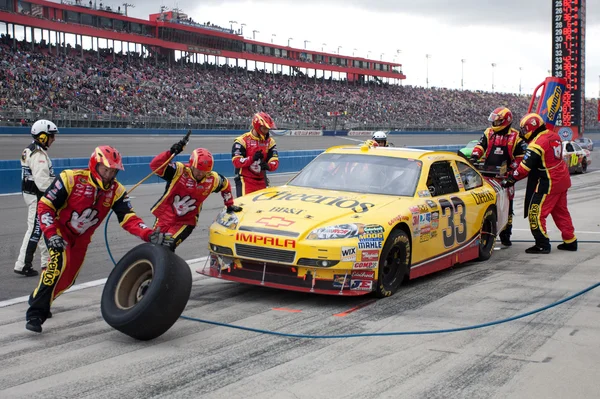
233;185;400;237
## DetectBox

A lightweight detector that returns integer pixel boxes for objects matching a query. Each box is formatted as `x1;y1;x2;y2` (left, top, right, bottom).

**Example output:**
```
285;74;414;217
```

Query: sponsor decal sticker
360;249;379;262
351;270;375;279
332;274;351;288
341;246;357;262
350;280;374;291
352;261;378;270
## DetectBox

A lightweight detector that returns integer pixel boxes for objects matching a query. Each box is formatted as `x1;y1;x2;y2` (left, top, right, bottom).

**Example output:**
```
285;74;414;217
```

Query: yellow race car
199;145;509;297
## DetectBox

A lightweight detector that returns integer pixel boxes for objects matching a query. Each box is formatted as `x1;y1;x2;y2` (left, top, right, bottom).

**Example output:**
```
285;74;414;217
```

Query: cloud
125;0;598;32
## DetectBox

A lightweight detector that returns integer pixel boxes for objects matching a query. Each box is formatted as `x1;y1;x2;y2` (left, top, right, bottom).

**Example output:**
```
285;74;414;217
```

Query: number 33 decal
439;197;467;248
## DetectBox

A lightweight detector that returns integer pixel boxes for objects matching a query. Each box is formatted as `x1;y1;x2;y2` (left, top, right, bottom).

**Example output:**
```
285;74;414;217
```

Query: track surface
1;135;599;398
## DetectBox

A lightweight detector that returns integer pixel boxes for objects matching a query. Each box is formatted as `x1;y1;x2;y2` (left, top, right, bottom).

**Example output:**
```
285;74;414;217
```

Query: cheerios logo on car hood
233;186;399;235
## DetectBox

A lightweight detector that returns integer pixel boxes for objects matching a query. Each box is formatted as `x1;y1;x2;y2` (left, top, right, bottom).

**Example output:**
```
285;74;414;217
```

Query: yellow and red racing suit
232;131;279;196
28;169;153;322
150;151;234;247
511;128;576;249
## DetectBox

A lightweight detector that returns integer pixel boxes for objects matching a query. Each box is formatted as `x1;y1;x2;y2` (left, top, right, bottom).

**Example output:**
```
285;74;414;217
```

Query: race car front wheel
478;208;497;261
101;243;192;341
375;230;411;298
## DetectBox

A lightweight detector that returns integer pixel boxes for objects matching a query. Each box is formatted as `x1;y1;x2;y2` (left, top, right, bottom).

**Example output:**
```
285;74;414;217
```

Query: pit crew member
25;145;171;333
471;107;527;246
502;113;577;254
150;141;242;250
232;112;279;196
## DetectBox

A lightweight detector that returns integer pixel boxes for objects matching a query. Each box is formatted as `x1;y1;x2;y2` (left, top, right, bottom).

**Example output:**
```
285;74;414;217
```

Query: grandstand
0;0;598;131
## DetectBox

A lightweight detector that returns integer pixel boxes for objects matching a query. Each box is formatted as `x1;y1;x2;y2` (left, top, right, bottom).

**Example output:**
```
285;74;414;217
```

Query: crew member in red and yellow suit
502;113;577;254
150;142;242;250
26;145;170;333
232;112;279;197
470;107;528;246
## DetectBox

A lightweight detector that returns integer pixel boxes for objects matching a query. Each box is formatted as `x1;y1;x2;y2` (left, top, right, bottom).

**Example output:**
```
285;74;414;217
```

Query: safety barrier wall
0;149;327;194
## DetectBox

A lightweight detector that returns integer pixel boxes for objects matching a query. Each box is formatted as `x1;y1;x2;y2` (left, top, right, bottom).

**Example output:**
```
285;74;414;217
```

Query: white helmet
372;131;388;146
31;119;58;149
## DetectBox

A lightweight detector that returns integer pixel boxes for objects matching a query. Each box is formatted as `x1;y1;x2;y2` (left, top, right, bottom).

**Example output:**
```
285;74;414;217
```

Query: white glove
173;195;197;216
69;208;99;234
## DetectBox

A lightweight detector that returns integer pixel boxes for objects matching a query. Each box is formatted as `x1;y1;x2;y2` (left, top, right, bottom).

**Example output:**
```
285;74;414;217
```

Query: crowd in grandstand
1;34;599;130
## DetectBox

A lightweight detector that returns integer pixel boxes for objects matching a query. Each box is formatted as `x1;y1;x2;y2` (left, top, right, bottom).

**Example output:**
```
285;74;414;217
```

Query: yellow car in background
199;145;509;297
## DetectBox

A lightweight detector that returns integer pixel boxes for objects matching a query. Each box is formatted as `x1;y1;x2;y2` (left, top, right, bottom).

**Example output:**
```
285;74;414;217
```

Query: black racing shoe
525;245;551;254
14;266;39;277
26;318;43;333
500;237;512;246
557;240;578;251
47;311;52;319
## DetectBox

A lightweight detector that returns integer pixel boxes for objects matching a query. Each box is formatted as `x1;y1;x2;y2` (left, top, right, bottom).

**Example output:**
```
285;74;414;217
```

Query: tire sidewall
478;208;497;261
101;243;192;340
375;230;410;298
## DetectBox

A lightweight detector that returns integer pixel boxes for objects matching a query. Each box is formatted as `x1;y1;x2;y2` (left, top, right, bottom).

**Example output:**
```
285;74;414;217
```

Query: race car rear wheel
581;158;588;173
374;230;411;298
101;243;192;341
478;208;497;261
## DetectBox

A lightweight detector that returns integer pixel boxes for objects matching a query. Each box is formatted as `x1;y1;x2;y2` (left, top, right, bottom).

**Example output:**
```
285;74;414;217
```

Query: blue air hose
104;210;600;339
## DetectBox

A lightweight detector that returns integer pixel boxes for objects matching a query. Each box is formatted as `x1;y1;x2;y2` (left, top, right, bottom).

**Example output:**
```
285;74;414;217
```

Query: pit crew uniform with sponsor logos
15;142;55;273
232;131;279;196
27;169;154;322
471;126;527;242
150;151;234;248
510;129;576;249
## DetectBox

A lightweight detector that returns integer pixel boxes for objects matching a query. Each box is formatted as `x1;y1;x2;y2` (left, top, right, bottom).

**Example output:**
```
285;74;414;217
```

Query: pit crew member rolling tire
101;243;192;341
375;229;411;298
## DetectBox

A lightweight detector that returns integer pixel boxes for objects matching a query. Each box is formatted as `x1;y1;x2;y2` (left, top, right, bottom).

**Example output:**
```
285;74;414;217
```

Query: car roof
324;145;467;162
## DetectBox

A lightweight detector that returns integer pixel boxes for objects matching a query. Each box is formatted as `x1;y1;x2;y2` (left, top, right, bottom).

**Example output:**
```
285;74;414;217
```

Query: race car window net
425;161;460;197
288;153;421;197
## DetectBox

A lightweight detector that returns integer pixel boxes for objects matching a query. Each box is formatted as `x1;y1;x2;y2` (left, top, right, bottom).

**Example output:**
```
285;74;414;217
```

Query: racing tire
101;243;192;341
477;208;497;261
581;158;587;173
374;230;411;298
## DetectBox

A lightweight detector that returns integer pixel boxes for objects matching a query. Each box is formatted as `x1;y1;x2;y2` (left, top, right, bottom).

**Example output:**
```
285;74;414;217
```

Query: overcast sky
104;1;600;98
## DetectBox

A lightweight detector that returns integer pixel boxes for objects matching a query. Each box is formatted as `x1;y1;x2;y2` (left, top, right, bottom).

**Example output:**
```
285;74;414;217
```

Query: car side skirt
409;235;481;280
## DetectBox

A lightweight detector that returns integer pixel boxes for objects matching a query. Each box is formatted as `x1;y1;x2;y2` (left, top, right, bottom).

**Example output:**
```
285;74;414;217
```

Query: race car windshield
288;153;422;196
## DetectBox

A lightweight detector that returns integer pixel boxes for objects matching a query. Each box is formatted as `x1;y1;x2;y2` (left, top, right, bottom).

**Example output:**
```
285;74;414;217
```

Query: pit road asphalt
0;133;599;398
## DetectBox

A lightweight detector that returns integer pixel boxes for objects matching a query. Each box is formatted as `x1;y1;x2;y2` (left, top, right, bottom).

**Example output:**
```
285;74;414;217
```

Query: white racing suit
15;142;54;272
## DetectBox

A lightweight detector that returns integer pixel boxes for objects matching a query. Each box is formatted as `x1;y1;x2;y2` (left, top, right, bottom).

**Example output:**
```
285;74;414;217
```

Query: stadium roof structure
0;0;406;83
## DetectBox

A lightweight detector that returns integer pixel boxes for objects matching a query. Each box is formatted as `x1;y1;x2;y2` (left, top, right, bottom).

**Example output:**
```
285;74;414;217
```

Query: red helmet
519;113;546;142
252;112;276;139
363;139;379;147
189;148;214;172
89;145;124;190
488;107;513;132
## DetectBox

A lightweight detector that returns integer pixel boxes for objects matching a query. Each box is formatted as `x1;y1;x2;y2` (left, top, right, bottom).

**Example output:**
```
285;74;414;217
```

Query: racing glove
259;161;270;171
469;155;479;164
170;139;187;155
148;228;175;248
500;176;516;188
226;205;243;213
47;235;67;250
252;150;264;162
